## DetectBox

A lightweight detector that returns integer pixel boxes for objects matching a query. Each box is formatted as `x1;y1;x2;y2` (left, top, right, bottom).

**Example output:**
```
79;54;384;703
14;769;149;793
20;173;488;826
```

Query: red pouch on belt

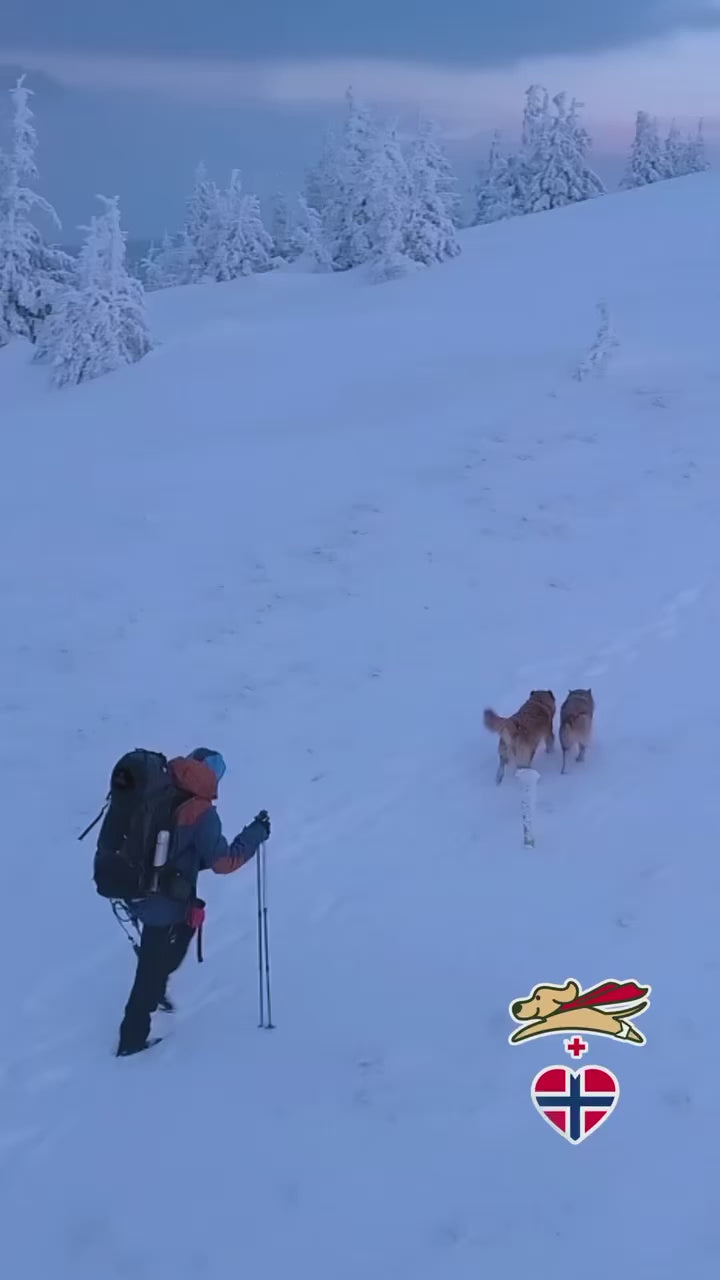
187;899;206;929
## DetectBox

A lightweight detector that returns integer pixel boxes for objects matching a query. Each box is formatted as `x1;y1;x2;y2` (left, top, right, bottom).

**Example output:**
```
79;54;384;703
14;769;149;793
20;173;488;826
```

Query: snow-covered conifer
216;171;274;280
311;91;461;275
521;84;550;152
364;124;413;281
663;120;685;178
413;120;461;227
236;185;274;275
142;231;186;290
685;119;709;174
512;84;551;214
526;93;605;211
181;163;224;281
320;88;381;270
620;111;666;189
474;131;517;224
37;195;152;388
294;195;332;271
404;121;461;264
0;76;74;345
270;192;301;262
567;98;606;198
165;165;274;284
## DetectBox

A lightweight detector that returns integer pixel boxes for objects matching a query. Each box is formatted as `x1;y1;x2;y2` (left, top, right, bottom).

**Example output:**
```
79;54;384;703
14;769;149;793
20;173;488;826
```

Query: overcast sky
1;1;719;237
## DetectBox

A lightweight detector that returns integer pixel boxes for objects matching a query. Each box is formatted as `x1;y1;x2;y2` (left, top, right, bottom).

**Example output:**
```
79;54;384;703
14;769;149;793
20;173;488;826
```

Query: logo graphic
531;1065;619;1144
508;978;651;1046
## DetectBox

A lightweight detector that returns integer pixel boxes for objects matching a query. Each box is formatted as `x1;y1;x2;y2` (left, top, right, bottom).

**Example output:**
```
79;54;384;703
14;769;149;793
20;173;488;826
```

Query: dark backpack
82;749;185;901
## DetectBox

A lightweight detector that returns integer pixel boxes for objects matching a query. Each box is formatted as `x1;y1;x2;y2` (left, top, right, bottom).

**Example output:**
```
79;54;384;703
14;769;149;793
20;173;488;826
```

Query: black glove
254;810;271;839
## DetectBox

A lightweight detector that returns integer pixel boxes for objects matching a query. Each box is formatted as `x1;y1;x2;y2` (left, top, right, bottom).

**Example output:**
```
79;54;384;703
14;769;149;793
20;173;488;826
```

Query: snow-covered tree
215;171;274;280
412;119;461;227
181;162;224;281
474;131;517;224
141;163;222;287
0;76;75;346
310;91;463;277
37;195;152;388
525;93;605;212
294;195;332;271
684;119;709;174
318;88;394;272
363;124;413;282
404;121;461;265
522;84;551;152
567;98;606;197
142;230;187;290
662;118;709;180
152;165;274;285
663;120;685;178
270;192;301;262
620;111;666;189
511;83;552;213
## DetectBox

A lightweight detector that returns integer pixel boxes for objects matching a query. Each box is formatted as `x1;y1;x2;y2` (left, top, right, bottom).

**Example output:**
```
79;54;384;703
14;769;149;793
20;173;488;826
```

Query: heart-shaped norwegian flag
531;1065;620;1144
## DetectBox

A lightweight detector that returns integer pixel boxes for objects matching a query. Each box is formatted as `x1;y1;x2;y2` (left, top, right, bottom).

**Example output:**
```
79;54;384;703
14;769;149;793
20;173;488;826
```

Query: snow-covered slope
3;174;720;1278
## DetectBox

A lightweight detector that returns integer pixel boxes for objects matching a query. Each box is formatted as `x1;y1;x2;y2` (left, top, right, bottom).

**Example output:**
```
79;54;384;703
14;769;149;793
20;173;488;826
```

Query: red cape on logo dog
555;980;649;1013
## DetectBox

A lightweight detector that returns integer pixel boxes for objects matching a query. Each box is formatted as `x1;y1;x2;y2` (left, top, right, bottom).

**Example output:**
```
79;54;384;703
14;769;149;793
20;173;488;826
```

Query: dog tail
483;708;506;734
561;712;591;746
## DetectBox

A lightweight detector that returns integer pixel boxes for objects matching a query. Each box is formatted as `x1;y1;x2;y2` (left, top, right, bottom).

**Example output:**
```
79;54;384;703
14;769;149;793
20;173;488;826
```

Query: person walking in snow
116;747;270;1057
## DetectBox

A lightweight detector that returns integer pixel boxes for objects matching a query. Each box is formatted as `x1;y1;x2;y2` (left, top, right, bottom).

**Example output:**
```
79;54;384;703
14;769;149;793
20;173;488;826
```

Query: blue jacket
127;755;266;926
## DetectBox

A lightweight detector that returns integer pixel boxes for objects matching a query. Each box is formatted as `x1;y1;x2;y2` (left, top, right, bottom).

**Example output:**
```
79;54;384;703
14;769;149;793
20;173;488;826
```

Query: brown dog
559;689;595;774
509;979;649;1045
483;690;556;785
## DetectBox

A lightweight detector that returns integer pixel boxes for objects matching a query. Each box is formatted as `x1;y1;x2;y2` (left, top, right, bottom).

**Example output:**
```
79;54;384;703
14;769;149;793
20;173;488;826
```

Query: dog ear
553;980;579;1005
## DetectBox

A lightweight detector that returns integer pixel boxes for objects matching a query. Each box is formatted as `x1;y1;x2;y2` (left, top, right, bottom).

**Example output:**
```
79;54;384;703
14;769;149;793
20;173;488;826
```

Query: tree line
0;78;710;389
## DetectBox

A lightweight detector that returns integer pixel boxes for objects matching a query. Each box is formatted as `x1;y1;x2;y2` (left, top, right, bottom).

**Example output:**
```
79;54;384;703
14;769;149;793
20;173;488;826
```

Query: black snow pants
117;921;195;1054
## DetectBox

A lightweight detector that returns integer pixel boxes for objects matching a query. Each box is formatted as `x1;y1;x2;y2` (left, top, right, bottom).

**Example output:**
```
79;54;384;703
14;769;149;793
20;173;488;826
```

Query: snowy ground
2;173;720;1277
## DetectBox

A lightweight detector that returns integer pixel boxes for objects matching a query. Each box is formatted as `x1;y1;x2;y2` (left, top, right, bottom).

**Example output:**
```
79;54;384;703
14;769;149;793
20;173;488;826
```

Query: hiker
116;747;270;1057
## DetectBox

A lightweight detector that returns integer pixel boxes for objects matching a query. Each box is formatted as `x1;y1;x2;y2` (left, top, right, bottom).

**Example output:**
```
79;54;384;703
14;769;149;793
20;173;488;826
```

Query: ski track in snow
3;175;720;1277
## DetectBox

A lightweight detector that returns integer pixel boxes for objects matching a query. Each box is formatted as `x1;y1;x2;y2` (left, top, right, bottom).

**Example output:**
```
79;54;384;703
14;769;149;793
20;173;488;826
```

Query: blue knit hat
189;747;226;783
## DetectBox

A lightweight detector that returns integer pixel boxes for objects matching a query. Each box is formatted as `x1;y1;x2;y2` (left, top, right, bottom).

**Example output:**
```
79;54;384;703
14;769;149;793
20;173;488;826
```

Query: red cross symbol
564;1036;588;1059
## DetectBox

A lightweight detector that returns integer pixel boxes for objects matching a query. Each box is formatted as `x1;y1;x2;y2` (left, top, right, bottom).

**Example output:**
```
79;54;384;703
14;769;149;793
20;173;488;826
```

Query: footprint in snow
429;1219;468;1249
351;1054;385;1107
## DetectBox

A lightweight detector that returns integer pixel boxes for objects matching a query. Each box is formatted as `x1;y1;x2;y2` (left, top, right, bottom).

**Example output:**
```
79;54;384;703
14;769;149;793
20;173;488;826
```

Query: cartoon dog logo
508;978;650;1046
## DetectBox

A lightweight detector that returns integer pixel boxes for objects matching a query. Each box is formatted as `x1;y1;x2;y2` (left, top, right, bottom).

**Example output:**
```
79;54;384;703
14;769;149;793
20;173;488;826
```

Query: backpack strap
77;796;110;842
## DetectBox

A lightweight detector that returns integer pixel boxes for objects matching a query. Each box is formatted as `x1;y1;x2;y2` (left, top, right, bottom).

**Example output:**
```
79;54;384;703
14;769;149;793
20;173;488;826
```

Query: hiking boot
116;1037;162;1058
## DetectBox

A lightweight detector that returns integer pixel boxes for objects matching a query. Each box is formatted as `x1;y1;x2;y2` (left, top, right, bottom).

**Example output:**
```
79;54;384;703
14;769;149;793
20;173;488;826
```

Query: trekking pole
256;846;265;1028
260;842;274;1029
